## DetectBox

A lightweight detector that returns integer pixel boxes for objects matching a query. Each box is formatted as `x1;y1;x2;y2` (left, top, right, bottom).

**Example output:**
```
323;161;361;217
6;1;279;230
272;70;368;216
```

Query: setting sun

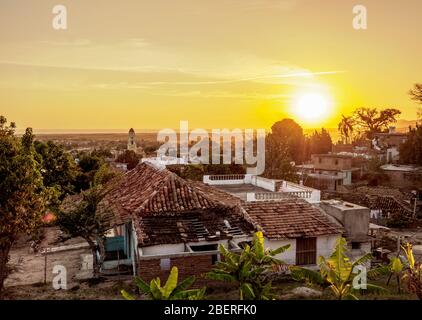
291;92;333;125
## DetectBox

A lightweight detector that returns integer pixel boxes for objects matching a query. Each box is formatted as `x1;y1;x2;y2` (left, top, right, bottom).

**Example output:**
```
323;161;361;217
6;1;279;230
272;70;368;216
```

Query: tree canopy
338;107;401;140
306;128;333;157
409;83;422;121
263;119;304;181
116;150;140;170
270;119;305;164
34;140;78;198
56;186;112;277
0;116;48;294
399;124;422;165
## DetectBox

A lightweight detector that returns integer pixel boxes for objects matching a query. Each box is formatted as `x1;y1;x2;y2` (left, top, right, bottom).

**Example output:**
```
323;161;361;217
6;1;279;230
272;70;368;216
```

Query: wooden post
44;251;47;284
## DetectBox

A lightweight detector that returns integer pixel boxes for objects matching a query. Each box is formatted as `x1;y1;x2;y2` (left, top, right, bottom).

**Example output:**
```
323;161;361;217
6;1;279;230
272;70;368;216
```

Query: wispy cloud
132;70;344;86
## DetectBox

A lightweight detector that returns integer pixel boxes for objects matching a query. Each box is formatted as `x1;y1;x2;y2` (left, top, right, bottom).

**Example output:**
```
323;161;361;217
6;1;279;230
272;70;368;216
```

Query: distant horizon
15;117;418;135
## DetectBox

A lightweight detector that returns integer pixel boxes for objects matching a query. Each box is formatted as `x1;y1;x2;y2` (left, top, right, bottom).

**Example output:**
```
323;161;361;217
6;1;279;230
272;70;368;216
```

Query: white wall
253;176;277;191
141;243;186;256
203;174;252;185
343;170;352;185
317;235;338;260
265;235;339;265
349;242;372;261
265;239;296;264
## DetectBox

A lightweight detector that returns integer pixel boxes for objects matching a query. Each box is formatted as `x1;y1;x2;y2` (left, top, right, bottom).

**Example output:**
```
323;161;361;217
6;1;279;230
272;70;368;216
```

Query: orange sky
0;0;421;132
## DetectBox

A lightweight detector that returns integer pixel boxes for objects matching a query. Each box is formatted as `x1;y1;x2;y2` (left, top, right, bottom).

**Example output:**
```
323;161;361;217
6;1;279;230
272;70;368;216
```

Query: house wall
386;147;400;163
343;170;352;185
265;239;296;264
203;174;253;185
140;243;186;256
304;176;338;192
134;235;340;283
348;242;372;261
316;235;339;259
252;176;277;191
264;235;339;265
319;201;370;240
137;253;220;287
383;170;422;190
312;155;353;171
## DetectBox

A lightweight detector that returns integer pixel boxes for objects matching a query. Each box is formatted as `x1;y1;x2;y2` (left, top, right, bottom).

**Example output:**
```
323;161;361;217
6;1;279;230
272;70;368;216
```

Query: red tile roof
101;163;254;246
100;163;343;246
102;163;231;221
322;189;413;217
241;200;343;239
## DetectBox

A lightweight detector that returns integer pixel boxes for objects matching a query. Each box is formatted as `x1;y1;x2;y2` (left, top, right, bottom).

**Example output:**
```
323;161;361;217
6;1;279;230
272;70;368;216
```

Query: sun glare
291;92;332;125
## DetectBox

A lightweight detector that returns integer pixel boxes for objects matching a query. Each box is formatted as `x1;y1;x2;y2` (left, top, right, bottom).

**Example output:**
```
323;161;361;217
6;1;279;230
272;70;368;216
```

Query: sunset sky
0;0;421;132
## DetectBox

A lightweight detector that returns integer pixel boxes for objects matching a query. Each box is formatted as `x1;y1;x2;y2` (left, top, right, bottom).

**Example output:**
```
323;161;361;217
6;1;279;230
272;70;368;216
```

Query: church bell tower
127;128;137;151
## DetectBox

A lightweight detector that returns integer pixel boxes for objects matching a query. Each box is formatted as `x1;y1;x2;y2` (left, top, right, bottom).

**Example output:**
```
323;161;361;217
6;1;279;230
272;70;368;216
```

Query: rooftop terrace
203;174;321;203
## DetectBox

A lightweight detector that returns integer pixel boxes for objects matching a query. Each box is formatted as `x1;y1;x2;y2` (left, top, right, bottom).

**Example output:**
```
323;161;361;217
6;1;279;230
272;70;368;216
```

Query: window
296;238;317;265
190;244;218;252
351;242;361;250
335;159;339;165
318;157;322;163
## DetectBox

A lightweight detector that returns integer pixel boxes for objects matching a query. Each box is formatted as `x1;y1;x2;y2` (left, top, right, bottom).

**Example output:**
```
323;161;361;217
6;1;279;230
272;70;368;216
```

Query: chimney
389;126;396;134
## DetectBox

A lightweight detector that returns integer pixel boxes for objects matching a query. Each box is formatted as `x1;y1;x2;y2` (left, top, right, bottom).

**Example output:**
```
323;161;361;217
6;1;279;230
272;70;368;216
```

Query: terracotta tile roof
135;208;255;247
188;181;242;207
240;199;343;239
102;163;230;221
100;163;254;246
322;190;413;217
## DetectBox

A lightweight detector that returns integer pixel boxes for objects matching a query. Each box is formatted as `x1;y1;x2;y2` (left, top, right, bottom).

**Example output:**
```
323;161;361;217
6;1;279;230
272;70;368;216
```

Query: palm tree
207;231;290;300
121;266;205;300
338;115;355;144
290;237;386;300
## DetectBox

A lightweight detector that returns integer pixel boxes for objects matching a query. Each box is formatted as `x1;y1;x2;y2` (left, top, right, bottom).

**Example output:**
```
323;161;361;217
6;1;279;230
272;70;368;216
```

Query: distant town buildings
141;156;189;169
297;154;358;191
381;164;422;189
373;126;408;163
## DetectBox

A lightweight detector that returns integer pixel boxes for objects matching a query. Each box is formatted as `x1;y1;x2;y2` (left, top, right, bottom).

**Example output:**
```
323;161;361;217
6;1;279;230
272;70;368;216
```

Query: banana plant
401;243;422;300
290;237;386;300
384;256;404;293
121;266;205;300
207;231;290;300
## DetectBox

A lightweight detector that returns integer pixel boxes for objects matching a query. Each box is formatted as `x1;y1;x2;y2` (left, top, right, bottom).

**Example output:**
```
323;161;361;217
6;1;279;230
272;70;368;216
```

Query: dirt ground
4;227;91;288
3;227;137;300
